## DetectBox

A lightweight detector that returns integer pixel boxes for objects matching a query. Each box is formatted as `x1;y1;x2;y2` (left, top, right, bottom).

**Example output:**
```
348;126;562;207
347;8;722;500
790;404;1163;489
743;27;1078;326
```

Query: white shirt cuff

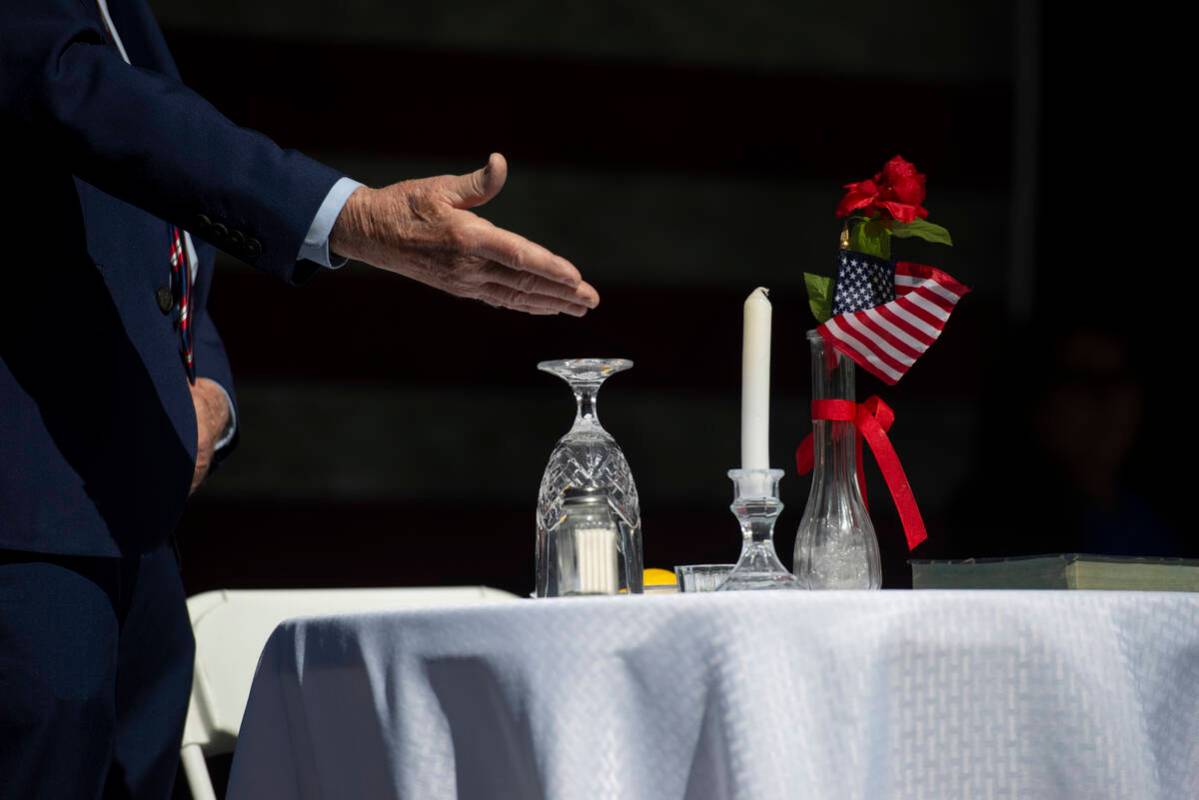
211;381;238;451
298;177;364;269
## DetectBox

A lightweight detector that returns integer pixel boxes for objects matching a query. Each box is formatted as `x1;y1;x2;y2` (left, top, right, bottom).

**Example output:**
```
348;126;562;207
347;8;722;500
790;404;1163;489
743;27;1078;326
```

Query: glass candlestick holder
717;468;801;591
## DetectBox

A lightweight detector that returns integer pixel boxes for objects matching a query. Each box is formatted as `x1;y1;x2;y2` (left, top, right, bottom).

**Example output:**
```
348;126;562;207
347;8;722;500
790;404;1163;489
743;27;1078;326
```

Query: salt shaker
555;488;620;596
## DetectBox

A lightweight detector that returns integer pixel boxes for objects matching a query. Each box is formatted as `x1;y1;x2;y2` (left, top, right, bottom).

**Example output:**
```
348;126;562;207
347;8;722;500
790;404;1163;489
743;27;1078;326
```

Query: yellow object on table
643;568;679;594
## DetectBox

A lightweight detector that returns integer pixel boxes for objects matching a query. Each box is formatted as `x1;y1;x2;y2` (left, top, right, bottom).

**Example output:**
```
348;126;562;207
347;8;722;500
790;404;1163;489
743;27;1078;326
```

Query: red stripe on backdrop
167;33;1015;187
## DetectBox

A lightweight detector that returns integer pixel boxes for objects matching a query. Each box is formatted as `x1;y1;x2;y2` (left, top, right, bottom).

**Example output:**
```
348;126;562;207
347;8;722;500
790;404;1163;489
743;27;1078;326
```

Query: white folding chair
180;586;519;800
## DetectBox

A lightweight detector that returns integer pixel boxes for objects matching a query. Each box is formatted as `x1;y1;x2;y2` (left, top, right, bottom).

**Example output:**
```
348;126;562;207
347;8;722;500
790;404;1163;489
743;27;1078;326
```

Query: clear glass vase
536;359;643;597
793;331;883;589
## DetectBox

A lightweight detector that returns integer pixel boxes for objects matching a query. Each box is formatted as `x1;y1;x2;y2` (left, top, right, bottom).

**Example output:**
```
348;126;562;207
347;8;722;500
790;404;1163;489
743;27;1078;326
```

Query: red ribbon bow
795;397;927;550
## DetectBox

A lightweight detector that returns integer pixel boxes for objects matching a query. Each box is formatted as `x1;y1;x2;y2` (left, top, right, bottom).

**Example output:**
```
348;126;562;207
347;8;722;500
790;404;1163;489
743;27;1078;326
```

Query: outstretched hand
329;153;599;316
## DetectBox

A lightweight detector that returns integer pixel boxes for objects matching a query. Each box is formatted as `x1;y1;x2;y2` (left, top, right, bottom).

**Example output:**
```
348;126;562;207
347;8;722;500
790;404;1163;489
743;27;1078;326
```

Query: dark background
161;0;1189;597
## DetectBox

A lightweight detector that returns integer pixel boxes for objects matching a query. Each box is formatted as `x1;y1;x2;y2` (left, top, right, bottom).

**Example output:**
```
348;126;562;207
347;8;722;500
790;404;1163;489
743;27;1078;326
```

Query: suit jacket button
197;214;212;228
246;238;262;258
155;286;174;314
229;230;245;247
211;223;229;241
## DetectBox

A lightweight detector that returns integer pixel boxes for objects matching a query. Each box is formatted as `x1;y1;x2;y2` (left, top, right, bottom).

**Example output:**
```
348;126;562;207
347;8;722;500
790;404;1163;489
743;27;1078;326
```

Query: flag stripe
906;290;951;321
823;318;904;383
876;304;935;346
893;298;944;336
897;293;945;329
909;283;957;312
858;310;925;361
923;280;962;305
844;313;915;367
897;262;970;298
864;307;928;354
821;325;903;385
824;258;969;384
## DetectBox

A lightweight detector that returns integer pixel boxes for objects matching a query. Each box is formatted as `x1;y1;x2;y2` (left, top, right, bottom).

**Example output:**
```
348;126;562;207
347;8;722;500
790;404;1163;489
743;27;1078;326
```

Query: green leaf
848;218;892;259
804;272;834;323
891;218;954;246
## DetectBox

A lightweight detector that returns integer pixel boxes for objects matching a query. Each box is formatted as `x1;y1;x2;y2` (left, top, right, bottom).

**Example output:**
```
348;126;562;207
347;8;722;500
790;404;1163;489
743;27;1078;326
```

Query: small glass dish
674;564;736;593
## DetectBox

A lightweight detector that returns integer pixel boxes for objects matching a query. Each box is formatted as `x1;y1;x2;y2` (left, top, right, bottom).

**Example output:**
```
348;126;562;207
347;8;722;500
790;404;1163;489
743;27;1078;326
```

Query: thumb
445;152;508;209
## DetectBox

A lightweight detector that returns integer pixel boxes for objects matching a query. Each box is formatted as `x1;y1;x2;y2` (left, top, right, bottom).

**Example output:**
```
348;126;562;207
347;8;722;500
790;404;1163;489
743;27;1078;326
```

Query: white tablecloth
226;591;1199;800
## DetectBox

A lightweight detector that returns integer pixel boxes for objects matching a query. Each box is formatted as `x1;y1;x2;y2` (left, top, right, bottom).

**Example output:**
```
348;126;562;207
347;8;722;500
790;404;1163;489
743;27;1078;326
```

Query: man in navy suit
0;1;600;796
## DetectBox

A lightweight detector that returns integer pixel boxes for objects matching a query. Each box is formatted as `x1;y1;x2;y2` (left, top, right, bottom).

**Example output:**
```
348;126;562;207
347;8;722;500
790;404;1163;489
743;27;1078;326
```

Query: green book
910;554;1199;591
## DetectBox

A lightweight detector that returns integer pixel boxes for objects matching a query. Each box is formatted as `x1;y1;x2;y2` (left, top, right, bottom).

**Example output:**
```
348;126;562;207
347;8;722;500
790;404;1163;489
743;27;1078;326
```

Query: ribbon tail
855;432;868;512
856;414;927;550
795;435;814;476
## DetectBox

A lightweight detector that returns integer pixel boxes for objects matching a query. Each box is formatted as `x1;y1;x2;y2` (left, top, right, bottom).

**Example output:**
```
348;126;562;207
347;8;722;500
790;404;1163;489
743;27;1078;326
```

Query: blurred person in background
1030;324;1175;555
0;1;597;797
934;317;1179;560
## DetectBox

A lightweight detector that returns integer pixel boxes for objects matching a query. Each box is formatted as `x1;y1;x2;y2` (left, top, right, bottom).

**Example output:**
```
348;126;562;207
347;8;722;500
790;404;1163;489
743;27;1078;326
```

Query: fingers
445;153;508;209
439;155;585;289
475;262;599;309
483;298;558;316
464;222;583;288
476;282;592;317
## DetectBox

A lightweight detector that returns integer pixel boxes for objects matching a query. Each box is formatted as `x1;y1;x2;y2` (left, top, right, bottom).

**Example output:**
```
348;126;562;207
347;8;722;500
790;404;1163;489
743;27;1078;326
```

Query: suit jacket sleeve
187;233;240;460
0;0;344;284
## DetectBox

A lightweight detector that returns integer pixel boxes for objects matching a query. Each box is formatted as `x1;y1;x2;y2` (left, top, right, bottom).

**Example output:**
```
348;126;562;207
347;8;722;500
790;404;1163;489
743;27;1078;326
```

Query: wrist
329;186;375;263
194;378;231;436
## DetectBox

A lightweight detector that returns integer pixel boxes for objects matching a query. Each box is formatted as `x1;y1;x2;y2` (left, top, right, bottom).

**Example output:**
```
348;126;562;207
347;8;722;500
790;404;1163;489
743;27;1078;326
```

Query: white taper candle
740;286;772;471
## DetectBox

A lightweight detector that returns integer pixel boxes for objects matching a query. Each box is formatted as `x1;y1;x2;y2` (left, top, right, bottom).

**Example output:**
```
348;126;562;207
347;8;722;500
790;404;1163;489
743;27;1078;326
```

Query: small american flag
818;251;970;384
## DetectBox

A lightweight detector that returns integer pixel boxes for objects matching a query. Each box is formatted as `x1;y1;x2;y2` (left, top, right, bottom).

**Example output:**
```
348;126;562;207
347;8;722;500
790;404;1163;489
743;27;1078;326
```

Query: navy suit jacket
0;0;344;556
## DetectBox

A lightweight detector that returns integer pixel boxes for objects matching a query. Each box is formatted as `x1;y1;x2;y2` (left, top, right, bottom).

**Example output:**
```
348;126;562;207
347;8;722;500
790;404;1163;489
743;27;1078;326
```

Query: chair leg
181;743;218;800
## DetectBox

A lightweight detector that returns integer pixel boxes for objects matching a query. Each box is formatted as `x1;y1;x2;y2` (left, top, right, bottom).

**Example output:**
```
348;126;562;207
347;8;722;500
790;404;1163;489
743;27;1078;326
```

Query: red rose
835;155;929;223
881;155;918;182
835;178;881;218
